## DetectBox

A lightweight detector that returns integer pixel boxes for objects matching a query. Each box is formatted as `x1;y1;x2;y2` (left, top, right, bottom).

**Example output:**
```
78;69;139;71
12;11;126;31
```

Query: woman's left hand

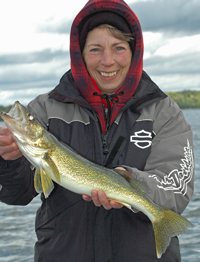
82;167;126;210
82;190;123;210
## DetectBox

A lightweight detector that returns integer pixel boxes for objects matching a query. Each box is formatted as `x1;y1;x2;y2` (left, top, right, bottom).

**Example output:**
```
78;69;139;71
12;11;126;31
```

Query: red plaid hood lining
70;0;144;134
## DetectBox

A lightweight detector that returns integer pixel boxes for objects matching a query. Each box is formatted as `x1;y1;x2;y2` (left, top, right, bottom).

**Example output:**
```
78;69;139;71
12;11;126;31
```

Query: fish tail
152;208;193;259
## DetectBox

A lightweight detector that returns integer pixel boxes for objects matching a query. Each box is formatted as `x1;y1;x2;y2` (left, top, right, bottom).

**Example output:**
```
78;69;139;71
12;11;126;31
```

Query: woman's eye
90;48;99;52
116;46;124;51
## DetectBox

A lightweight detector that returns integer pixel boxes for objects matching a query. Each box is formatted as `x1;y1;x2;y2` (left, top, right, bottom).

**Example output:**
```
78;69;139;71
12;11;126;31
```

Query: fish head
1;101;46;147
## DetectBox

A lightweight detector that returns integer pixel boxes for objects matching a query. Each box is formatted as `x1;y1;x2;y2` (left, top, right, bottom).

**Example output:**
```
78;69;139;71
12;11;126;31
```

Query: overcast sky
0;0;200;106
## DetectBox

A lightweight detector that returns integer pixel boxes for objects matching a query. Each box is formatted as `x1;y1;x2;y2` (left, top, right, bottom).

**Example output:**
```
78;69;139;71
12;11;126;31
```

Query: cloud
36;17;73;35
150;73;200;92
0;52;70;93
0;48;70;93
35;0;200;37
129;0;200;36
143;41;200;91
0;88;52;106
144;51;200;75
0;49;69;66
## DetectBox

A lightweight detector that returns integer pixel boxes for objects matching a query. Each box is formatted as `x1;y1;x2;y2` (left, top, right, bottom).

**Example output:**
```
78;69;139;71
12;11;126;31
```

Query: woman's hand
82;167;126;210
82;190;124;210
0;127;23;160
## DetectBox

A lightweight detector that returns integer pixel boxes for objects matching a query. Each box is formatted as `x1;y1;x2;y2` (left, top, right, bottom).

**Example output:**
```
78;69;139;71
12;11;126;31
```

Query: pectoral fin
40;168;54;198
34;169;43;193
42;153;60;183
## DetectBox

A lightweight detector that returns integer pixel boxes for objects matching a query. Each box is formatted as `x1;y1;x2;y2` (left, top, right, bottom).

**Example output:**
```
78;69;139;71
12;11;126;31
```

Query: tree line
166;90;200;109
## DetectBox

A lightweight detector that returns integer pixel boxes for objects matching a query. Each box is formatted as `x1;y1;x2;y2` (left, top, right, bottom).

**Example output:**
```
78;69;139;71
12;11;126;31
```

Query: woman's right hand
0;127;23;160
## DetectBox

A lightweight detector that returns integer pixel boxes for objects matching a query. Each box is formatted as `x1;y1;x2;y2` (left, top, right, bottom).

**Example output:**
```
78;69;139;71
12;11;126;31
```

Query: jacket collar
49;70;167;115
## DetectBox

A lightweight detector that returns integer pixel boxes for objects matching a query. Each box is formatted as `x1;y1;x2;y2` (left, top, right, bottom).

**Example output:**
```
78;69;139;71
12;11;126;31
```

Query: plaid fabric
70;0;143;134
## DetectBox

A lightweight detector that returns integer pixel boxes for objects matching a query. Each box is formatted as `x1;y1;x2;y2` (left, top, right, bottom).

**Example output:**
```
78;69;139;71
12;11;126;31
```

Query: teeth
100;71;117;77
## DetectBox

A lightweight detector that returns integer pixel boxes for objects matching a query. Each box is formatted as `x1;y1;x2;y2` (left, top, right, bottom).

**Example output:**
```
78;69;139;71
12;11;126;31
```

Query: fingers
115;167;126;171
0;126;10;135
82;194;92;201
1;147;23;160
0;127;23;160
92;190;105;208
115;166;134;179
82;190;123;210
0;127;14;146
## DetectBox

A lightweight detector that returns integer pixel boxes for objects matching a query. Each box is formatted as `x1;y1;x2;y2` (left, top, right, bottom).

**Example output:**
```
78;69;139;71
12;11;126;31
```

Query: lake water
0;108;200;261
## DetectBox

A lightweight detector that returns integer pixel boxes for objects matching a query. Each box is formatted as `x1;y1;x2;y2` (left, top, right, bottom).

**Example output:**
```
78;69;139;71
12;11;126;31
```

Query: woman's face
83;28;132;95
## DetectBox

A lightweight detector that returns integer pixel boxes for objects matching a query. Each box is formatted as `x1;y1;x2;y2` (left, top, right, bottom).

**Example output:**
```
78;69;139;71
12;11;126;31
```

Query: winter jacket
0;0;194;261
0;70;194;261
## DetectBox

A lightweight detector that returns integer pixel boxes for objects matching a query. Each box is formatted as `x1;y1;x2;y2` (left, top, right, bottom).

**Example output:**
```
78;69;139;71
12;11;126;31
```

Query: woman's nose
101;50;115;66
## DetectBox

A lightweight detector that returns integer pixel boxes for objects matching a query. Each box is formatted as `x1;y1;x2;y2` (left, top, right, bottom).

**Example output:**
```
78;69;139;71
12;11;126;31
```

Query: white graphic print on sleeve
149;140;194;195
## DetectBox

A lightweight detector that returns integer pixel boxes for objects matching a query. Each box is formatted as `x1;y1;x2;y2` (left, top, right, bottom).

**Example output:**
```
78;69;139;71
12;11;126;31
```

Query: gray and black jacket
0;70;194;262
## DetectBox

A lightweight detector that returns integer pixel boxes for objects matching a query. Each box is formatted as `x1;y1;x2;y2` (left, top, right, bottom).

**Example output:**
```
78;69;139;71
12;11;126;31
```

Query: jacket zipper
101;103;115;162
102;133;109;155
102;104;110;157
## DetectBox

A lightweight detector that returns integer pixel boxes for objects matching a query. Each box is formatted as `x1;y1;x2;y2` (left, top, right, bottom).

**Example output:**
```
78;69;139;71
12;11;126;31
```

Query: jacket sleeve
0;156;37;205
123;96;194;214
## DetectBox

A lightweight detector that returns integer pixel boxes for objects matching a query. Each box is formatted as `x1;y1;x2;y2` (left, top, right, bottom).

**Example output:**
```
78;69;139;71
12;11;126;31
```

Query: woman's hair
97;24;134;43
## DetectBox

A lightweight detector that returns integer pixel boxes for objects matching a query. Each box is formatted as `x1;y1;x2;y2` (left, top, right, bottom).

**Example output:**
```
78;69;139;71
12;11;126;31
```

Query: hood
70;0;144;132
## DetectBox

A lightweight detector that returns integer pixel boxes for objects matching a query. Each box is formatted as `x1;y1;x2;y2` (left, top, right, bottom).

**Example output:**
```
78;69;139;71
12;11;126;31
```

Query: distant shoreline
0;90;200;121
166;90;200;109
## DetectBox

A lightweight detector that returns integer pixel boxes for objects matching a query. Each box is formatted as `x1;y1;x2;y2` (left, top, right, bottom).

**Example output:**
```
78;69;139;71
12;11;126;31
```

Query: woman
0;0;194;261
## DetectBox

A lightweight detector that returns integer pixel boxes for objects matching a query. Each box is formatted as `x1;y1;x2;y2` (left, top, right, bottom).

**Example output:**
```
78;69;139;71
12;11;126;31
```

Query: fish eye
28;114;34;121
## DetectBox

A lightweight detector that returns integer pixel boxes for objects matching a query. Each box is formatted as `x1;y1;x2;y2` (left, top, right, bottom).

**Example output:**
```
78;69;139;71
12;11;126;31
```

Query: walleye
1;101;193;259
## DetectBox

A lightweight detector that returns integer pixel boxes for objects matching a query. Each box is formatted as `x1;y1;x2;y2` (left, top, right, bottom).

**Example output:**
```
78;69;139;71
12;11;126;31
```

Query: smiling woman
0;0;195;261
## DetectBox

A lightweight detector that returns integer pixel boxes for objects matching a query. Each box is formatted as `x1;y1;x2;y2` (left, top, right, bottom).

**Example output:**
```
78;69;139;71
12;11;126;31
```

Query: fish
1;101;193;259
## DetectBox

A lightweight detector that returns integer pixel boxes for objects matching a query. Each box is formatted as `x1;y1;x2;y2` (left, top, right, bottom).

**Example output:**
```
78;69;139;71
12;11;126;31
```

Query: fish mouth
7;101;27;118
1;101;44;144
1;101;21;123
0;101;28;138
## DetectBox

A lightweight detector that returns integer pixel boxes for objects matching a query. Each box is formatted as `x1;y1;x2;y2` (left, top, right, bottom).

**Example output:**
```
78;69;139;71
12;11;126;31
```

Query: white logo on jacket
149;140;194;195
130;129;152;149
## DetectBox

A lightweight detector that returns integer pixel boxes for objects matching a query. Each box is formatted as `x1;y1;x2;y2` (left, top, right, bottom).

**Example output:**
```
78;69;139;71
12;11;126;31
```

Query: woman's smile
99;70;119;78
